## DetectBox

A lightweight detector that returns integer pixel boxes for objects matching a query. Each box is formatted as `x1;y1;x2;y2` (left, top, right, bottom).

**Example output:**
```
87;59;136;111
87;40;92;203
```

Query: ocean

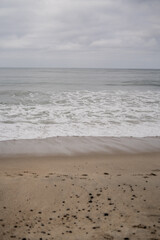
0;68;160;140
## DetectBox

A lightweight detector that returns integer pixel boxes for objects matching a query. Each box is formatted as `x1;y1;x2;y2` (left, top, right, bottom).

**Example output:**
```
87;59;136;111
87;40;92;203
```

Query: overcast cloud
0;0;160;68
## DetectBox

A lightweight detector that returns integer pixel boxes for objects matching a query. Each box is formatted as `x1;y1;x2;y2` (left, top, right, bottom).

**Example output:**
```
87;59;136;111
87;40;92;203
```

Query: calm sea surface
0;68;160;140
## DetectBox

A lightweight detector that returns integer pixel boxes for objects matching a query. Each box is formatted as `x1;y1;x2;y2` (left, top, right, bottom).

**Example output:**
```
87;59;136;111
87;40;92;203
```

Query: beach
0;1;160;239
0;137;160;240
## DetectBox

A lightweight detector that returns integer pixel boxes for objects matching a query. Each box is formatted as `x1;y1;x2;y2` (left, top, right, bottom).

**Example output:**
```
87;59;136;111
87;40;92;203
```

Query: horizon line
0;67;160;70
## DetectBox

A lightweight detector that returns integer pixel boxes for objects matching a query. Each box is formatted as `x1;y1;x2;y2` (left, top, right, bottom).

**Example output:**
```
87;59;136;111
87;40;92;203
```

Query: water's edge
0;136;160;157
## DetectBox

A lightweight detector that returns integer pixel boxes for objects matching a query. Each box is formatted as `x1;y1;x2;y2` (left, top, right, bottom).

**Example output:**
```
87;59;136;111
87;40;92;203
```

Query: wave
0;90;160;140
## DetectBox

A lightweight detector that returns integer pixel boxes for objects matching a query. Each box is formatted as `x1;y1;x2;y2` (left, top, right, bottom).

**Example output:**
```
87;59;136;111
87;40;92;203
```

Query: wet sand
0;138;160;240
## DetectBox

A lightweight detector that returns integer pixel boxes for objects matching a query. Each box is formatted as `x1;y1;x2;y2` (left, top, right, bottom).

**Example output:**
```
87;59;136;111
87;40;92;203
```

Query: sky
0;0;160;68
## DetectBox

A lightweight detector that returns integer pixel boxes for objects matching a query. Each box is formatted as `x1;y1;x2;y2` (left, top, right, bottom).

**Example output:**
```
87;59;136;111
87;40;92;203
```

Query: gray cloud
0;0;160;68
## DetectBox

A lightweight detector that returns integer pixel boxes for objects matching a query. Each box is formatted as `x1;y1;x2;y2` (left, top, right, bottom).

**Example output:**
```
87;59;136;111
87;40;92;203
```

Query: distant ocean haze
0;68;160;140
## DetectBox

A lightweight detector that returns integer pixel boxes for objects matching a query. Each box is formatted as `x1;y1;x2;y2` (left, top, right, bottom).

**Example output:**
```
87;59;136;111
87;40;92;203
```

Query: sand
0;137;160;240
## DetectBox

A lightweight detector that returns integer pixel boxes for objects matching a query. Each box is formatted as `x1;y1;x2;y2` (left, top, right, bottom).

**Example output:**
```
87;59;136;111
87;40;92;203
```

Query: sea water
0;68;160;140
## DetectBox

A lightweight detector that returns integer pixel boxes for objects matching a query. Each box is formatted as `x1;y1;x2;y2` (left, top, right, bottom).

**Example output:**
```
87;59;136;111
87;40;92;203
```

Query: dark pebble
104;213;109;216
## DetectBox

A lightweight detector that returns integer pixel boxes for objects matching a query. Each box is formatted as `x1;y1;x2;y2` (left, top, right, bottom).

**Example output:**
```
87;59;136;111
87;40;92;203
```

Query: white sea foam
0;90;160;140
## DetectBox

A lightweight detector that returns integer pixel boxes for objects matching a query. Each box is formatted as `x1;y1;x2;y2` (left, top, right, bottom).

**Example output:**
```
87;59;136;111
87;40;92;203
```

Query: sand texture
0;148;160;240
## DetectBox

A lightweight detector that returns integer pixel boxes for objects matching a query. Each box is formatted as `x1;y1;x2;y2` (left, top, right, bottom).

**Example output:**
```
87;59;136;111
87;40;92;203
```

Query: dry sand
0;137;160;240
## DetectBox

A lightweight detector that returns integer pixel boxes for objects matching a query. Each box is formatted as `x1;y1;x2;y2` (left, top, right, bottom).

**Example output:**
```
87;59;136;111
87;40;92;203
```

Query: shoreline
0;136;160;158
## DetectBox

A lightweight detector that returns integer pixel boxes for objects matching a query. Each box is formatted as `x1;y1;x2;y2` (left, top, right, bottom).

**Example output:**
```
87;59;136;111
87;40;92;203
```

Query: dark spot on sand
133;224;147;229
150;173;157;176
92;226;100;229
104;213;109;216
